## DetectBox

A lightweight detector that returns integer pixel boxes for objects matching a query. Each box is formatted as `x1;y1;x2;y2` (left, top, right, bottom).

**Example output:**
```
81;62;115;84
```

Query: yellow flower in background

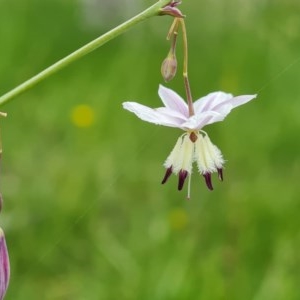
71;104;95;128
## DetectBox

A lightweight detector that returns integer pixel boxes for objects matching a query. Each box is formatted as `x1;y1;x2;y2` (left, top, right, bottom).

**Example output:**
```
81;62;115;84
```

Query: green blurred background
1;0;300;299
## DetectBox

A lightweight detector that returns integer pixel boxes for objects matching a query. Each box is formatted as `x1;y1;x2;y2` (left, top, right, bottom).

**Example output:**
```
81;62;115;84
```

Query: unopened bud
161;51;177;82
0;228;9;300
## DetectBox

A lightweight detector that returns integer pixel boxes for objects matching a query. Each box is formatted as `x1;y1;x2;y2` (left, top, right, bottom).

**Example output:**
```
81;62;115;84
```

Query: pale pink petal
193;92;257;126
210;94;257;118
194;92;256;114
122;102;182;128
180;111;224;130
158;85;189;117
156;107;188;122
193;92;233;114
202;111;227;126
225;94;257;109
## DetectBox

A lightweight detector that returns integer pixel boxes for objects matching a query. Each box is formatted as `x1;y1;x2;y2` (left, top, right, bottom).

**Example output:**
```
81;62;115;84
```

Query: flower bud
161;51;177;82
0;228;9;300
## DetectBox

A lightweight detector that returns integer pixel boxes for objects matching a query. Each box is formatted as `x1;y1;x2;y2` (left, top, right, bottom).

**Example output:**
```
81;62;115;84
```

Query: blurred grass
1;0;300;299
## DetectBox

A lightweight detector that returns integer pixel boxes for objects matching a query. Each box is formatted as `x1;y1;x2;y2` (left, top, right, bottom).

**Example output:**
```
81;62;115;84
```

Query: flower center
189;131;198;143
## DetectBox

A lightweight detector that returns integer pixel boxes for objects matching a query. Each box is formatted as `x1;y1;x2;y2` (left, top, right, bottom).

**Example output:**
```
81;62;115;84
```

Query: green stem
179;18;194;117
0;0;171;107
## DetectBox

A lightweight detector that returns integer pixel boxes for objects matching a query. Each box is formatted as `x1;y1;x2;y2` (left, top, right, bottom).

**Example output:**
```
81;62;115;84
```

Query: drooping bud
161;19;178;82
0;228;9;300
161;50;177;82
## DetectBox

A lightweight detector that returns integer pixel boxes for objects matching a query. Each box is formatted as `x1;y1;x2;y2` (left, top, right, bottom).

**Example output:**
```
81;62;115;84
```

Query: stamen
203;173;213;191
186;173;191;200
178;170;188;190
161;167;173;184
217;168;223;181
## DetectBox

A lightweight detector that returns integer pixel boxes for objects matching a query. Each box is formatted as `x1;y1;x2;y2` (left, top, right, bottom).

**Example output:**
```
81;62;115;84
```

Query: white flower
123;85;256;198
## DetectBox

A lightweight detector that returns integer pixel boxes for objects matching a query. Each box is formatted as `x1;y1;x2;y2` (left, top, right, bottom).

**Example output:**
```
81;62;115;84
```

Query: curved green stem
0;0;171;107
179;18;194;117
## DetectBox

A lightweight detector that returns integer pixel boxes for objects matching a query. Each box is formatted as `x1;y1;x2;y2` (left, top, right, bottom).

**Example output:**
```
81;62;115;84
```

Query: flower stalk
0;0;173;107
179;18;194;117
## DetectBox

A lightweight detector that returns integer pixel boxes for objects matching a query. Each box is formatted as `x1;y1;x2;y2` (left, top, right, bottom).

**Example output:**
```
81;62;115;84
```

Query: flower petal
226;95;257;109
158;85;189;117
180;111;224;130
193;92;257;127
122;102;183;128
211;94;257;119
193;92;233;114
195;92;256;114
156;107;188;122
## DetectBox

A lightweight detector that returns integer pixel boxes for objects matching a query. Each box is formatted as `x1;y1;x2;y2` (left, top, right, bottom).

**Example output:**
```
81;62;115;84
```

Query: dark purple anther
217;168;223;181
161;167;173;184
203;173;213;191
178;170;188;190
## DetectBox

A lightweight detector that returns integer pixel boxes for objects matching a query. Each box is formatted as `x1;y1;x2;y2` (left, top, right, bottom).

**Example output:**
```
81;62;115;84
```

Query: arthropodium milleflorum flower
0;227;9;300
123;85;256;198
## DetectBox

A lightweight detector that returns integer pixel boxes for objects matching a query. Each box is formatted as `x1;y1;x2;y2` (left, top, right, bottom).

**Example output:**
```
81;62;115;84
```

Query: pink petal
193;92;233;114
122;102;183;128
181;111;224;130
193;92;257;126
227;95;257;109
211;94;257;117
158;85;189;117
156;107;188;122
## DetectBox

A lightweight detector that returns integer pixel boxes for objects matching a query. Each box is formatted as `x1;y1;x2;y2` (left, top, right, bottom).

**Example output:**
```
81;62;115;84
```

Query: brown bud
161;51;177;82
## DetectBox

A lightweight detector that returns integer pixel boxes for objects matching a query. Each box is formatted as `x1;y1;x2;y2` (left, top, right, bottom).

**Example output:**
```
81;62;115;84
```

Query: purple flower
0;228;9;300
123;85;256;198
